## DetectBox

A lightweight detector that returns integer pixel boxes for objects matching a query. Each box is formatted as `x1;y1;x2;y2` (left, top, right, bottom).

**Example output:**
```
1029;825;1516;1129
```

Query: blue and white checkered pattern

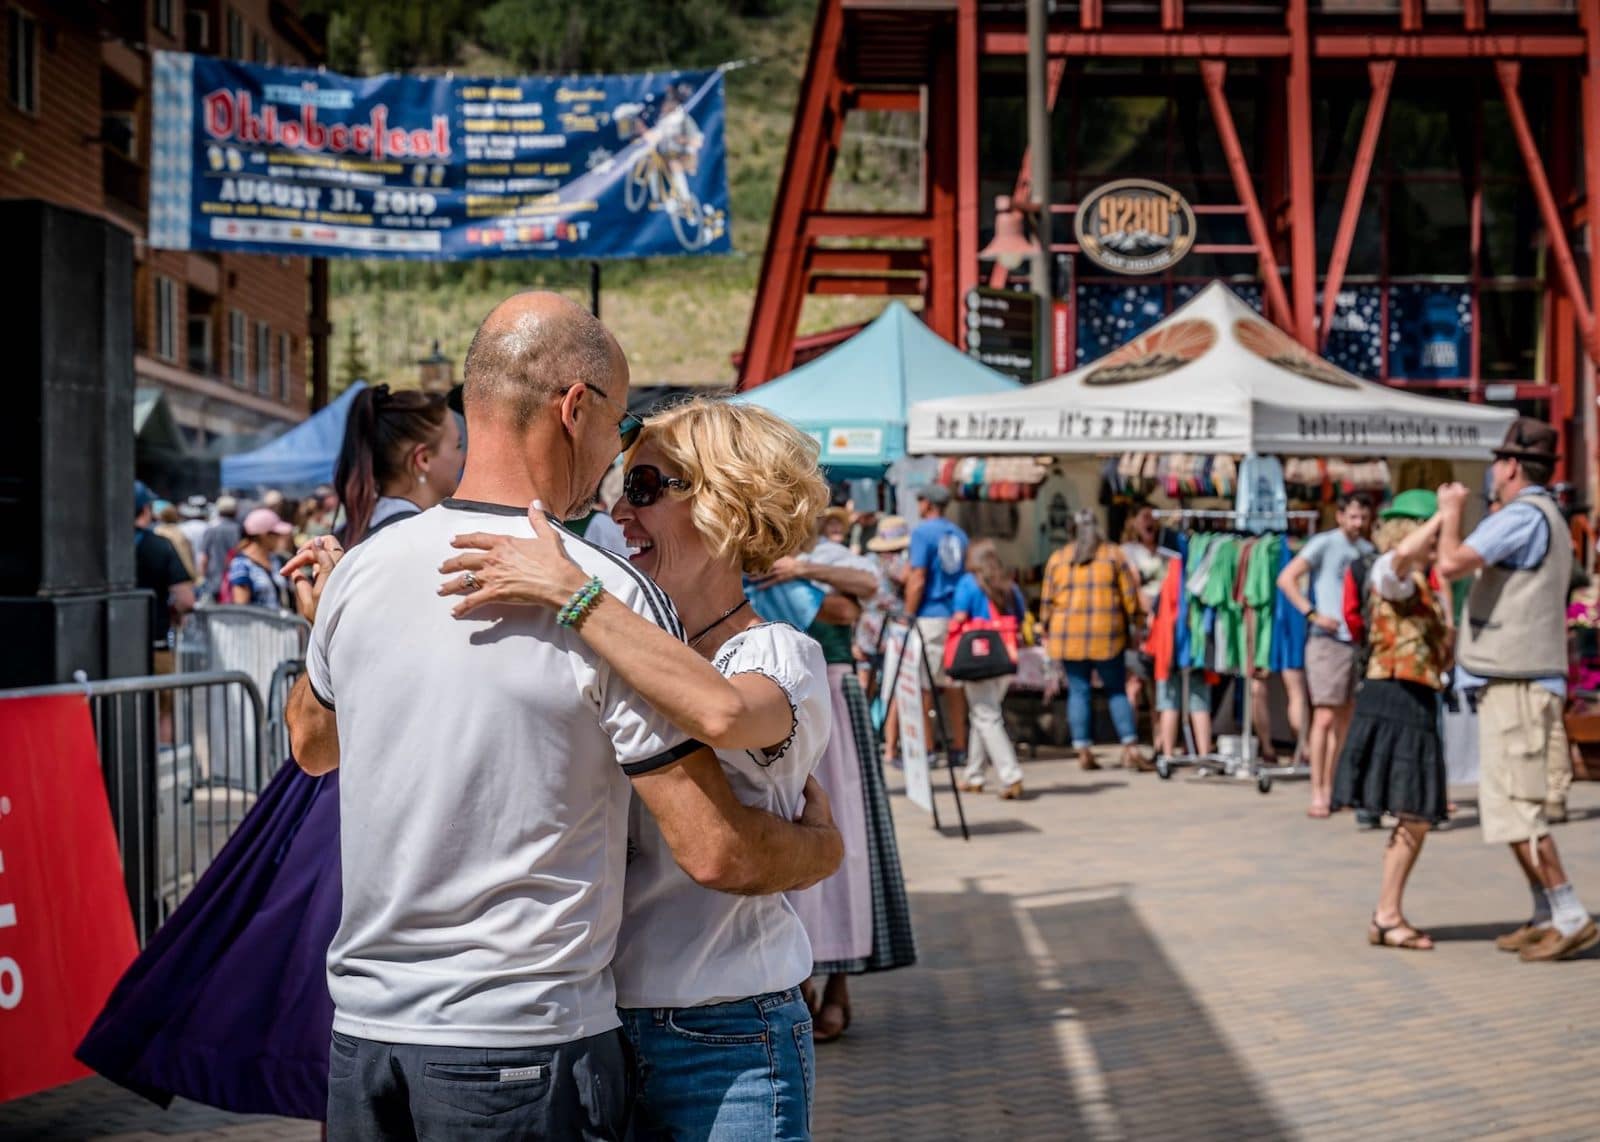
149;51;194;251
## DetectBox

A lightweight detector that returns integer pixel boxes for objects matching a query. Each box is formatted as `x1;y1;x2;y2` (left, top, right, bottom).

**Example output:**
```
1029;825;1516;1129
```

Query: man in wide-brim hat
1436;416;1595;962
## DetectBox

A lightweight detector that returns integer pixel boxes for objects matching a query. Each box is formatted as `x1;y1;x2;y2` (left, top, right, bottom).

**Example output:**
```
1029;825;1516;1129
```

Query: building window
277;332;293;401
154;0;175;35
226;8;245;59
255;321;272;394
185;8;211;52
8;9;38;114
155;276;179;363
188;313;213;374
229;310;247;386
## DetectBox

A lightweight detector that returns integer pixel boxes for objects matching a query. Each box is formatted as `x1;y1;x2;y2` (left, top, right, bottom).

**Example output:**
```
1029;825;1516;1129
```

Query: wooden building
0;0;324;446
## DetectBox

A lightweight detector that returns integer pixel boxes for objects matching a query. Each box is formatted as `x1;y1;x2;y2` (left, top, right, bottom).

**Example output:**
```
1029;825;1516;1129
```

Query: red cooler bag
943;616;1020;681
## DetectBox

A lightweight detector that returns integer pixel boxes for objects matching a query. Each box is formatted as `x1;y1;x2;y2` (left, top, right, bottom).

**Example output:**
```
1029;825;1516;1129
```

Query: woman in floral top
1331;490;1452;951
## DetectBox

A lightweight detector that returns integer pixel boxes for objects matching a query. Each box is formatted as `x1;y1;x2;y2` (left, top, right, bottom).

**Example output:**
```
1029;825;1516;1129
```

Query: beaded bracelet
557;576;606;628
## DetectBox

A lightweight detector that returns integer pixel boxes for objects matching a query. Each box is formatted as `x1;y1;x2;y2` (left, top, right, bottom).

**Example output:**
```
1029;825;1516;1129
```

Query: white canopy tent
907;282;1515;460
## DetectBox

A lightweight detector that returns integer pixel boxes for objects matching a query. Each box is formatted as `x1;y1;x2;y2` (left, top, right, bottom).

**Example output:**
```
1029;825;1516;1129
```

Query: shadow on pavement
1426;921;1520;943
938;819;1040;838
1027;893;1293;1140
1024;780;1130;798
811;888;1096;1139
814;887;1289;1139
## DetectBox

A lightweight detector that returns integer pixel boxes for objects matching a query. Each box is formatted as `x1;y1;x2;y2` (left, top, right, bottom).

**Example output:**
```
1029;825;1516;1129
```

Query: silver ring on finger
462;571;480;593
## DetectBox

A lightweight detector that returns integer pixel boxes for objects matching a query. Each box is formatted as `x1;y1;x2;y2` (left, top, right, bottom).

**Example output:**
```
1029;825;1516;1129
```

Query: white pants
961;676;1023;788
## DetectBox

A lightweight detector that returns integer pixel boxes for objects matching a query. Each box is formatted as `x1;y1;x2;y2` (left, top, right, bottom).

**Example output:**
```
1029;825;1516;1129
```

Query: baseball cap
916;484;952;506
242;507;293;537
215;494;239;515
1379;488;1437;521
134;480;156;512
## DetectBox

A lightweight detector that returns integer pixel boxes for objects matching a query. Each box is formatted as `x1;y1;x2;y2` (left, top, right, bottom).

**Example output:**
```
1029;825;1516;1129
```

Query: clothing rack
1151;508;1321;793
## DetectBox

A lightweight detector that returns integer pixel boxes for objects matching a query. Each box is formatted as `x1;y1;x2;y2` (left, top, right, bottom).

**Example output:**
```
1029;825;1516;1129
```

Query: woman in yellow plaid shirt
1040;510;1148;771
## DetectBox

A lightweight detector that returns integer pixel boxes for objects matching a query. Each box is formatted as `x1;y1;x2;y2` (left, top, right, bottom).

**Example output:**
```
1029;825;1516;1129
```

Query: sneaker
1546;800;1569;824
1494;923;1550;953
1519;919;1600;962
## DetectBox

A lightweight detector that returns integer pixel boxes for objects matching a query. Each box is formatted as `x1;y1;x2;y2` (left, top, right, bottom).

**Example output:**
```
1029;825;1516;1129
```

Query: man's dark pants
327;1027;632;1141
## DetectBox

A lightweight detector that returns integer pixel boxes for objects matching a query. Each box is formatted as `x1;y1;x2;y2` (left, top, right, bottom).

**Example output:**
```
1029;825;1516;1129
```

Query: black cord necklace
688;598;751;647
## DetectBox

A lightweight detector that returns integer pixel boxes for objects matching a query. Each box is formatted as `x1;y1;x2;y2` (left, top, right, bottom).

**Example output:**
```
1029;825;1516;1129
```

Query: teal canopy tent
730;302;1023;476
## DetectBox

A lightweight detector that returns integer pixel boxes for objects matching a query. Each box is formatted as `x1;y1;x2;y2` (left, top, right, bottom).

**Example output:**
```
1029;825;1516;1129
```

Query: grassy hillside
330;4;920;389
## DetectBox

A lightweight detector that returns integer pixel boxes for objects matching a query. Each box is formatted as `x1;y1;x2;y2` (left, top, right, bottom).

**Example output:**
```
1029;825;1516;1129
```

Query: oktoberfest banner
149;52;732;260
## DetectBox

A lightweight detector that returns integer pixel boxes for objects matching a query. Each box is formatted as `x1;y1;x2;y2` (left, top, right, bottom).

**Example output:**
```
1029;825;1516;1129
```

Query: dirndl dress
76;761;340;1119
789;664;917;975
1332;678;1448;825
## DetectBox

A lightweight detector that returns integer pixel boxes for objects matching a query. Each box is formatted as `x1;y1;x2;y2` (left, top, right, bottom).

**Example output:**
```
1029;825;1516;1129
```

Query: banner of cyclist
149;52;732;260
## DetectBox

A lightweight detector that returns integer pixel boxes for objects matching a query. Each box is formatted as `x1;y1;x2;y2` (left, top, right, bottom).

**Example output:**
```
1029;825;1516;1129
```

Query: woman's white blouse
611;622;831;1009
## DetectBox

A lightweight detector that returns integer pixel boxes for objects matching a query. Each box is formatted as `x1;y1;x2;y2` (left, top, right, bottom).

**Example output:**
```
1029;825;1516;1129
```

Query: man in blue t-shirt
1276;493;1375;819
905;485;970;757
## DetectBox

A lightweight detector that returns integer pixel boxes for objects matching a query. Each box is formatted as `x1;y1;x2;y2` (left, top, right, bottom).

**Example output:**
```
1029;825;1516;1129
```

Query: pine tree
337;321;371;391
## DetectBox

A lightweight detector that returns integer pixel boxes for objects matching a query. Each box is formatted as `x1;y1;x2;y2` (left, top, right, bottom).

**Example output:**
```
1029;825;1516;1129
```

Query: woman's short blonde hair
1374;516;1422;555
632;397;829;575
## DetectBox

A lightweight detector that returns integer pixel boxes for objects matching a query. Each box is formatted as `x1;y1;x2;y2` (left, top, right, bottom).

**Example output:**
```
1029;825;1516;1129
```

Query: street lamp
979;195;1039;271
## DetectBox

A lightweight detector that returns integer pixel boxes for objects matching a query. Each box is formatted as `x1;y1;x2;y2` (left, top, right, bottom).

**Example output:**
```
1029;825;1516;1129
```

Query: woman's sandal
1368;917;1434;951
812;1000;851;1044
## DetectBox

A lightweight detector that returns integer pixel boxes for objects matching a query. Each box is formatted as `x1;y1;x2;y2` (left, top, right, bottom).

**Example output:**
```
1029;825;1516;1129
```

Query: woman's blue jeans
620;987;814;1140
1063;657;1139;748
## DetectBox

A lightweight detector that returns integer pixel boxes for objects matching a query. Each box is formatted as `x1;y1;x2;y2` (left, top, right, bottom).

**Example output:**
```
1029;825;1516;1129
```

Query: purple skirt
76;761;340;1121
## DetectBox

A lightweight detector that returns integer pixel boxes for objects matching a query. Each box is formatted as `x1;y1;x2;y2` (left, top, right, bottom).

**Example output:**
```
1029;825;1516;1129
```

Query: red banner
0;696;138;1103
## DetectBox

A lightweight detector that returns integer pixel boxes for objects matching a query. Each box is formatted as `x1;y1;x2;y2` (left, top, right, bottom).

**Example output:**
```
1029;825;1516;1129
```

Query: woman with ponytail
335;384;464;546
77;383;461;1123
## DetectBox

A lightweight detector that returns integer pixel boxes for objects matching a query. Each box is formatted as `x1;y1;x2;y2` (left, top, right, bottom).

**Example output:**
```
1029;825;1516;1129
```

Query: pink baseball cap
243;507;293;537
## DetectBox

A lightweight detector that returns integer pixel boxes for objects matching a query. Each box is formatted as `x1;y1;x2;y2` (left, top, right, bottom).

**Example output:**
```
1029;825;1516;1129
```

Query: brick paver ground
5;746;1599;1139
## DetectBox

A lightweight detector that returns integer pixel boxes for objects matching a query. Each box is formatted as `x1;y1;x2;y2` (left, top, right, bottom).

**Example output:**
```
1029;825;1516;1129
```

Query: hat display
1493;416;1559;464
1380;488;1438;521
916;484;951;506
242;507;293;538
867;515;911;552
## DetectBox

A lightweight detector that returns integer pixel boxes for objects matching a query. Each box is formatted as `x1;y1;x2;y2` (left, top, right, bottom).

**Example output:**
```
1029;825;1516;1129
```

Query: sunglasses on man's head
623;464;691;507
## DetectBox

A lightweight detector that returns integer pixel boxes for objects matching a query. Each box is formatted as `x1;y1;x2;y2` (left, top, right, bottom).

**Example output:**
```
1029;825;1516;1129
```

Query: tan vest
1457;491;1571;679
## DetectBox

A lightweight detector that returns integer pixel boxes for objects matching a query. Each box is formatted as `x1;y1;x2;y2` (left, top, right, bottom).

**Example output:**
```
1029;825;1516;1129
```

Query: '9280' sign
1074;179;1196;276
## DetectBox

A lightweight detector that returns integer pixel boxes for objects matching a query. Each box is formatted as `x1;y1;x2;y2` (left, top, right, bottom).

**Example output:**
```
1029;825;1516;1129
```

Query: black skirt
1332;678;1448;824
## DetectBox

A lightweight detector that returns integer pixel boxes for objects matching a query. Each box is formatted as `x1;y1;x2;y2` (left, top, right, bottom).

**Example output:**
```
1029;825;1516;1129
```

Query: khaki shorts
1304;635;1357;708
916;617;953;688
1477;680;1567;845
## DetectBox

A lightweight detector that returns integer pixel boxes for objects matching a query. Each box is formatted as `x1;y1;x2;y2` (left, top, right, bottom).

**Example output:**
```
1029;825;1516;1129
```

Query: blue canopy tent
220;382;367;496
730;302;1022;478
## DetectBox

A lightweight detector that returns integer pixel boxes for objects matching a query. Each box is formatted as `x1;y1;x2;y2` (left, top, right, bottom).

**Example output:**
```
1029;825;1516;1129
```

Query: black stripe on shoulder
549;517;684;640
441;497;527;517
310;682;336;711
620;737;706;777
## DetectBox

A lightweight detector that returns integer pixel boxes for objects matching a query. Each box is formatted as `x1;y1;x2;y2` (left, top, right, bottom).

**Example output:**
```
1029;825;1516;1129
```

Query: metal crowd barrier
0;668;297;945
